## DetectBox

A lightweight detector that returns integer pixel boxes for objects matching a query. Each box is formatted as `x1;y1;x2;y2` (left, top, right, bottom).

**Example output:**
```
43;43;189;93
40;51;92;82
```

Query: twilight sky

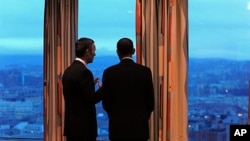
189;0;250;60
0;0;250;60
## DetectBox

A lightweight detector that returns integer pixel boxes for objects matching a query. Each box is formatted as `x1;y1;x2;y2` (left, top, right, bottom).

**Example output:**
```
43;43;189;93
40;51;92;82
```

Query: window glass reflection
0;0;44;140
79;0;135;140
188;0;250;141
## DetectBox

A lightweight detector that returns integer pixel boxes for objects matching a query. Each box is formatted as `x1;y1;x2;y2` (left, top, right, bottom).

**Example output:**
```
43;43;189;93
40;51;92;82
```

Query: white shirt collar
75;57;87;66
122;57;132;60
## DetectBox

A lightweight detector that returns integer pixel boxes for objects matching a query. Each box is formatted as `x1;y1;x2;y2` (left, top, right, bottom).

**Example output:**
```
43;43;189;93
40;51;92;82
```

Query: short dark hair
117;38;134;56
75;37;94;57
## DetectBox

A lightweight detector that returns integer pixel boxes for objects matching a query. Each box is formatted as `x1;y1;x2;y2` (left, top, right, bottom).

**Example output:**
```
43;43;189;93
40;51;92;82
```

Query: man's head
116;37;135;59
75;37;96;64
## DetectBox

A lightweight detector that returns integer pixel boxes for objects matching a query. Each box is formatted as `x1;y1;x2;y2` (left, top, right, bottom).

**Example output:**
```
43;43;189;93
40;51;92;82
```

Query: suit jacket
62;60;102;138
102;58;154;140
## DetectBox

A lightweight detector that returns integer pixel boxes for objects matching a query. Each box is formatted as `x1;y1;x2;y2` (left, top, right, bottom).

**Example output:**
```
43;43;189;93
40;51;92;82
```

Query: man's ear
116;50;120;55
85;48;90;53
116;50;122;59
132;48;135;55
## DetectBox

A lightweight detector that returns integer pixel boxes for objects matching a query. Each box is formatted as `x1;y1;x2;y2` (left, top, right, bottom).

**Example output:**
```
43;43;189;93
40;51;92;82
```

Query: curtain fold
169;0;188;141
44;0;78;141
136;0;188;141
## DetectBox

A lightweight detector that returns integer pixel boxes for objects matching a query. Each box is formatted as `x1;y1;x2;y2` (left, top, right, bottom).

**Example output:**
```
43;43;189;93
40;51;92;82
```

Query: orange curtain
44;0;77;140
136;0;142;64
135;0;188;141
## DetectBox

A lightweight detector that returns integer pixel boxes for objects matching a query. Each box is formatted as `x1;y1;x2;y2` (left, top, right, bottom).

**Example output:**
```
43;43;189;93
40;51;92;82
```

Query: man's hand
94;78;102;87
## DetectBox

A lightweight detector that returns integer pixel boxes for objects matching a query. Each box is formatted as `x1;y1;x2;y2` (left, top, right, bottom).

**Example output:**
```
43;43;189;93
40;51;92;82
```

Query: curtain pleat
169;0;188;141
43;1;48;140
44;0;77;141
136;0;188;141
136;0;142;64
44;1;58;140
158;1;167;141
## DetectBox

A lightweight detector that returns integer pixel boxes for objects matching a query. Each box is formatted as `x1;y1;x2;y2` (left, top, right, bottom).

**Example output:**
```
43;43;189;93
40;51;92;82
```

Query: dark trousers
66;136;96;141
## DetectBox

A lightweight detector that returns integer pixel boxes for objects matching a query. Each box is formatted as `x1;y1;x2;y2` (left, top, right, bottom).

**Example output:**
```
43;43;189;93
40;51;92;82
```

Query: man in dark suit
62;37;102;141
102;37;155;141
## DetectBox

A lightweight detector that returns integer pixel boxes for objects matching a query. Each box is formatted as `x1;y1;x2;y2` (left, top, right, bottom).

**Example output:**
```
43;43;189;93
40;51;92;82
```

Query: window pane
79;0;135;140
188;0;250;141
0;0;44;140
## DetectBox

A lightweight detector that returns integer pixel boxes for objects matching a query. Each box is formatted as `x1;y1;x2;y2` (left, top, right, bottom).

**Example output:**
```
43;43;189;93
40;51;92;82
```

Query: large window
0;1;44;140
188;0;250;141
79;0;135;140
